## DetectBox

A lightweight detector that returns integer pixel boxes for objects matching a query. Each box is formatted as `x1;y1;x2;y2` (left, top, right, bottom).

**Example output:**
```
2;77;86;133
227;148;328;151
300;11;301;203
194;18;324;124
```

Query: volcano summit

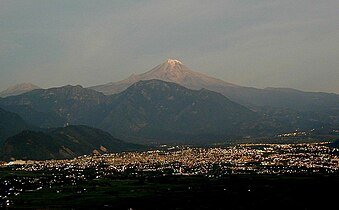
90;59;235;95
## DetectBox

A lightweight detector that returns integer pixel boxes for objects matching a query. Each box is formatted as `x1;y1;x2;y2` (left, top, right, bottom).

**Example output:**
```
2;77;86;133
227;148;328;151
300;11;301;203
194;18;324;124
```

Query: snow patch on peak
166;59;182;65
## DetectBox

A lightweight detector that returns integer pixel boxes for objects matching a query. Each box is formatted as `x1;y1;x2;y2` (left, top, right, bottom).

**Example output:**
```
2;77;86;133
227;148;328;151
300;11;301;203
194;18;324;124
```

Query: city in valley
1;1;339;209
1;142;339;209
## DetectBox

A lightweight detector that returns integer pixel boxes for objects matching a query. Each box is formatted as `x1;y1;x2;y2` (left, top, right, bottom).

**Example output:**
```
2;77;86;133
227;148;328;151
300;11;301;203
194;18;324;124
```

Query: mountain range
0;80;261;144
90;59;339;113
0;59;338;154
90;59;339;132
101;80;259;143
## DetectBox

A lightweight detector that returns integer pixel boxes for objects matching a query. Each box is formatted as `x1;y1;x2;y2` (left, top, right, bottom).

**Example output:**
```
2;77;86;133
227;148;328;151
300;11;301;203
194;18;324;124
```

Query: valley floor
1;142;339;209
1;174;338;210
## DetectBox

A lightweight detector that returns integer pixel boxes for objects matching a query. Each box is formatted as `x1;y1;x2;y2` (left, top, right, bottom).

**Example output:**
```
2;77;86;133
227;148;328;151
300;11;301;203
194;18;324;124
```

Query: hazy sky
1;0;339;93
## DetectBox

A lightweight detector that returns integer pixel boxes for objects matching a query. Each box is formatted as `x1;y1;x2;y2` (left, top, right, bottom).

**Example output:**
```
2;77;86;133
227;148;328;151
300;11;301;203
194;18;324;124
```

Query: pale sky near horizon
1;0;339;93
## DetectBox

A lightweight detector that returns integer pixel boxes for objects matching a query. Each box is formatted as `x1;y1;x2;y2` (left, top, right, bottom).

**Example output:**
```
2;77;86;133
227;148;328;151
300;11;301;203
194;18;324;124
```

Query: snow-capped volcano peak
90;59;236;95
166;59;182;66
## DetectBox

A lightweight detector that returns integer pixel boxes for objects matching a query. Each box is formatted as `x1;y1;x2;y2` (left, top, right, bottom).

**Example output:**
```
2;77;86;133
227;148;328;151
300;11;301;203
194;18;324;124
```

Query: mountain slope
0;83;41;98
1;125;145;161
219;86;339;111
49;125;142;153
0;85;111;128
0;107;31;143
2;131;63;160
100;80;258;143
